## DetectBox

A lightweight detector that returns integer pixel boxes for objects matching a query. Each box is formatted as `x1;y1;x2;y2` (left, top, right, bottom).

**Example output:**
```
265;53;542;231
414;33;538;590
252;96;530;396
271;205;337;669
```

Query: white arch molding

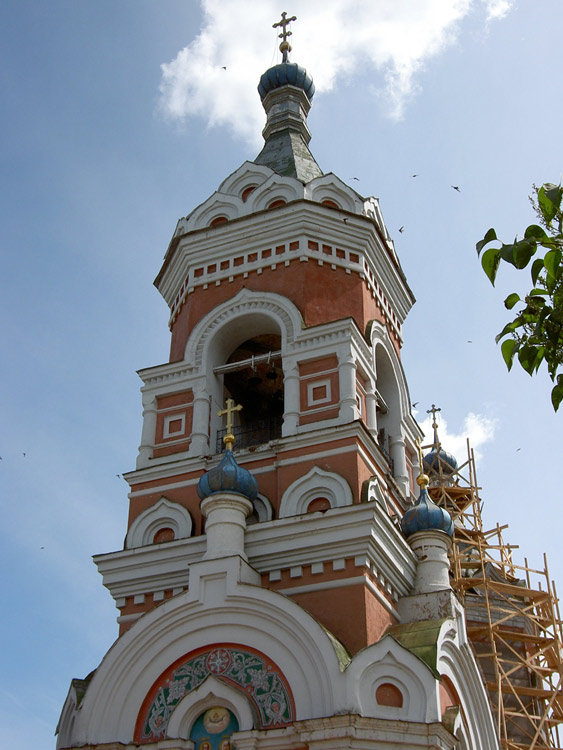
184;288;303;371
279;467;354;518
125;497;193;549
166;676;255;739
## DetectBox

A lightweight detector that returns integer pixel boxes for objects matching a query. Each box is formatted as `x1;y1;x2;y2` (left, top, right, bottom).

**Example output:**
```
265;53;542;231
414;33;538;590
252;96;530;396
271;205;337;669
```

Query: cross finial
273;11;297;63
426;403;441;445
218;398;243;449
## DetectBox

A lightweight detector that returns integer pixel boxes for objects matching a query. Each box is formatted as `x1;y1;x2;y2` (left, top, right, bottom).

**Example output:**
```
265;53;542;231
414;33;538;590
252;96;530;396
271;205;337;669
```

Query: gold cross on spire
218;398;243;449
273;11;297;63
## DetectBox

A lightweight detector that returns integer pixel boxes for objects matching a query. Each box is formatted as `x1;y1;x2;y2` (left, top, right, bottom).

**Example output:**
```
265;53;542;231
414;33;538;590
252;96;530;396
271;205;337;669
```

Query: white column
408;530;452;594
282;362;300;436
190;382;210;455
390;433;409;496
365;381;378;437
338;355;357;423
200;492;253;561
136;392;157;468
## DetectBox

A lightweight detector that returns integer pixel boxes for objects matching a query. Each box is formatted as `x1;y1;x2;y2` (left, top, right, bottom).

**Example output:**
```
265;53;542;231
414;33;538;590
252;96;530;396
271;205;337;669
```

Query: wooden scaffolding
424;440;563;750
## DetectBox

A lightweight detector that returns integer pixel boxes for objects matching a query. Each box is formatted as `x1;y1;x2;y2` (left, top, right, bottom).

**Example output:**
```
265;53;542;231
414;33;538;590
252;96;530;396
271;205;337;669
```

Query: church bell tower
56;16;500;750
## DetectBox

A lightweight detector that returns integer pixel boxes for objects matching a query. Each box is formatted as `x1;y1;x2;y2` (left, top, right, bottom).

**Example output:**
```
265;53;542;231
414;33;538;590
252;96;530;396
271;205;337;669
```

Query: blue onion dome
422;445;458;476
197;447;258;502
401;474;454;539
258;63;315;102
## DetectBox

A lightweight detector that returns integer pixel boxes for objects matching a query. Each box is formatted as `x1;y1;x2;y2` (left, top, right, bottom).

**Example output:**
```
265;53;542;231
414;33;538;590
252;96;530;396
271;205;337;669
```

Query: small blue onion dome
423;445;458;476
258;63;315;102
197;448;258;502
401;482;454;539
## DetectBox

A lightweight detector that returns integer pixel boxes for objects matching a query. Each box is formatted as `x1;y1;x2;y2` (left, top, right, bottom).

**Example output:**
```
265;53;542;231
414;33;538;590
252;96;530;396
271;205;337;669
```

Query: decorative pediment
307;173;364;214
125;497;193;549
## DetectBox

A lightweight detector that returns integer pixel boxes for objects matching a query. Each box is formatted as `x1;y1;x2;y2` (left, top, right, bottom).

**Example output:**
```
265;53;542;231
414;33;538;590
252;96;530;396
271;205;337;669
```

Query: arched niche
125;497;193;549
279;467;353;518
166;676;255;740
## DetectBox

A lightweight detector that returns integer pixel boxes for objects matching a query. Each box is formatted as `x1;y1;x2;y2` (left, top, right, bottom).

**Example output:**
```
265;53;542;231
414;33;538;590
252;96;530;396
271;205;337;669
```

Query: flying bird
467;340;472;343
220;66;227;70
398;226;404;233
412;174;419;178
343;218;349;223
412;401;419;408
351;177;360;181
451;185;461;192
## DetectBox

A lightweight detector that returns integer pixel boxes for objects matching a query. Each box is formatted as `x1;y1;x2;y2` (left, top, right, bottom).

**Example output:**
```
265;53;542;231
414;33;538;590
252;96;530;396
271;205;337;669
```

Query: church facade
56;27;501;750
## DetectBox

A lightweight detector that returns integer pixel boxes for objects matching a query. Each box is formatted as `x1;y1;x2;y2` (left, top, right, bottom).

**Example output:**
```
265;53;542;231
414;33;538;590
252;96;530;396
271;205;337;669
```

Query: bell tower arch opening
207;315;284;453
374;343;401;470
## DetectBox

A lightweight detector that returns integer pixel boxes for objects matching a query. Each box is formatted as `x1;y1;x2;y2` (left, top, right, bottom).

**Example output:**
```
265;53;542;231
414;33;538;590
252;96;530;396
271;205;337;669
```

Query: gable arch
188;194;243;230
64;569;347;746
246;174;304;213
126;497;193;549
279;467;353;518
346;635;440;724
308;174;362;214
217;161;274;197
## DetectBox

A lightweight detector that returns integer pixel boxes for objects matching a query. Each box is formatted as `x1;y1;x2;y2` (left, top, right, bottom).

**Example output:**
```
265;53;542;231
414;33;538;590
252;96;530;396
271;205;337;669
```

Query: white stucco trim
126;497;193;549
279;466;353;518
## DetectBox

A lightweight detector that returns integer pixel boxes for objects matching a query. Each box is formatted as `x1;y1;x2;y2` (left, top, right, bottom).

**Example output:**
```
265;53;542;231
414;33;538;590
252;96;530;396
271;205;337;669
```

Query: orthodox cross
426;403;441;445
218;398;243;448
273;11;296;63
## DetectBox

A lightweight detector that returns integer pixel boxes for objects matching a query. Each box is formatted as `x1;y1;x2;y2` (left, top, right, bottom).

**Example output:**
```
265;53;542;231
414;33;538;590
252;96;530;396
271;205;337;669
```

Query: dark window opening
217;334;283;452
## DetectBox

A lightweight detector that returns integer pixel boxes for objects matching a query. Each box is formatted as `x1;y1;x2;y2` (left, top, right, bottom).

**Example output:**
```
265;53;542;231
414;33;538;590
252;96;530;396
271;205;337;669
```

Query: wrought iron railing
215;416;283;453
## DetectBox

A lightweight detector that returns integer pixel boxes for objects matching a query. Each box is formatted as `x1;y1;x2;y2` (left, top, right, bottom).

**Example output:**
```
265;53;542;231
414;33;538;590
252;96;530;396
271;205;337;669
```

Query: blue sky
1;2;562;747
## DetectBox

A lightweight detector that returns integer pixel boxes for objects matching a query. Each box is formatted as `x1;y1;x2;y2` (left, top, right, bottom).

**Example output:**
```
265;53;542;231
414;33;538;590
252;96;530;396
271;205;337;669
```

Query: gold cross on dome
273;11;296;62
426;403;441;428
218;398;243;448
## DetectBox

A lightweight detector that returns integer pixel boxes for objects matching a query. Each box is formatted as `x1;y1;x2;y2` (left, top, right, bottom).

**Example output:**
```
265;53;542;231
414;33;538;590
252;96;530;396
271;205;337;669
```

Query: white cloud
483;0;514;21
159;0;513;145
417;411;497;463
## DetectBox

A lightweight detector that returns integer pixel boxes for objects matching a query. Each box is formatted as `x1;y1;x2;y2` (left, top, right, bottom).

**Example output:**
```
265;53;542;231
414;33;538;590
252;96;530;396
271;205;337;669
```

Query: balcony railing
215;416;283;453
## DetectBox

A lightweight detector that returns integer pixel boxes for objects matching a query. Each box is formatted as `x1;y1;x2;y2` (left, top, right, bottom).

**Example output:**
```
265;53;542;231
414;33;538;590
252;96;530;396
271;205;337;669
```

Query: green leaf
501;338;517;370
544;248;562;278
512;239;537;269
495;319;522;343
525;224;549;241
518;344;538;375
529;288;549;296
476;228;497;256
535;305;550;334
481;247;501;284
534;346;545;372
538;184;559;225
531;257;544;285
551;380;563;411
504;292;520;309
